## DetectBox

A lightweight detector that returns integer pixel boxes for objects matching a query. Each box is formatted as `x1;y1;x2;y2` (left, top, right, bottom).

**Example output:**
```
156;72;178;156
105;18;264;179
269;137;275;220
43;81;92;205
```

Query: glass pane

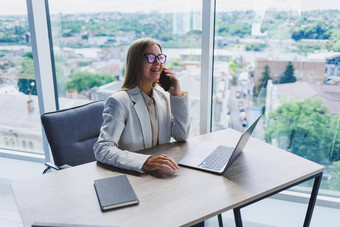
48;0;202;136
213;0;340;195
0;1;43;158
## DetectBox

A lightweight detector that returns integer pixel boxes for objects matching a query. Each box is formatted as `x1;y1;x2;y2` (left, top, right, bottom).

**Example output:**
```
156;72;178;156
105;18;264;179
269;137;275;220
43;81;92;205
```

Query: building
0;92;89;159
325;54;340;79
173;12;201;35
265;81;340;118
254;58;326;88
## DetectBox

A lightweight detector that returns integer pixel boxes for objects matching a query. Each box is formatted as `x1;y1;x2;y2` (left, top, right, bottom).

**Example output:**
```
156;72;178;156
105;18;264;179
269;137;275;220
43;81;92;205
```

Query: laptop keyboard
198;145;234;171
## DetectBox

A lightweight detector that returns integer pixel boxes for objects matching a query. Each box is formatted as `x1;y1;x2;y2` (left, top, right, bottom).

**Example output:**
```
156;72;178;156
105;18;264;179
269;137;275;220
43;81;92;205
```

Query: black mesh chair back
41;101;104;168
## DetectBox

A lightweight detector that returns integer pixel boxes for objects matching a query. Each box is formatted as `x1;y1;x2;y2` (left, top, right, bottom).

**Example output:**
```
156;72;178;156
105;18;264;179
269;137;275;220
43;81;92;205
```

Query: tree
329;114;340;162
16;52;36;95
16;56;34;78
229;61;238;86
17;79;37;96
280;61;296;84
22;51;33;59
244;43;266;51
265;98;338;164
257;64;272;94
55;55;67;97
67;70;115;93
329;161;340;191
168;59;184;67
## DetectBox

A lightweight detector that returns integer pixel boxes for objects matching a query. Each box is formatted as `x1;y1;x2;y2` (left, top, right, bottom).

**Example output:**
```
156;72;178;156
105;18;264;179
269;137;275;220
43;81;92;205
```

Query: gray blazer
93;86;190;172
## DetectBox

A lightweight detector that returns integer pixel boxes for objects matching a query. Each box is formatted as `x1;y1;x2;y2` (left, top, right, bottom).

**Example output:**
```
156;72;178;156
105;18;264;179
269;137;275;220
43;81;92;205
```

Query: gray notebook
94;175;139;211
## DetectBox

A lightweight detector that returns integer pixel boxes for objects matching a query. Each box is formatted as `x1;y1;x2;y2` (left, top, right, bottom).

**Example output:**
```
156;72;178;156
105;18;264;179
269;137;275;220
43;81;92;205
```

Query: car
240;110;246;120
242;116;248;127
238;101;244;108
325;76;340;85
236;91;241;98
242;119;248;127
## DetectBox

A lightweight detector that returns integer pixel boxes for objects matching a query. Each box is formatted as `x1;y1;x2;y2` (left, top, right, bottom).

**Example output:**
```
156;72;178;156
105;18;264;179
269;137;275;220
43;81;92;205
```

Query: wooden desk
11;129;324;227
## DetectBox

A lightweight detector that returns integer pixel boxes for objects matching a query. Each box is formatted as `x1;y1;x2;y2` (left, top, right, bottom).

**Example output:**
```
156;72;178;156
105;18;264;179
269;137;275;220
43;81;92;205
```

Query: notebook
178;115;261;175
94;175;139;211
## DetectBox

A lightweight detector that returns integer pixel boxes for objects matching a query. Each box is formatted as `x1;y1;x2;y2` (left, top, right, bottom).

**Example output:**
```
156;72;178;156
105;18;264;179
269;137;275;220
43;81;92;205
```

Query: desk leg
303;173;322;227
233;208;243;227
217;214;223;227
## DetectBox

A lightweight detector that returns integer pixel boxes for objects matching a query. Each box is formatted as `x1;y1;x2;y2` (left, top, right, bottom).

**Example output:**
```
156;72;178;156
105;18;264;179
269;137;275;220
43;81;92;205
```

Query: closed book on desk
94;175;139;211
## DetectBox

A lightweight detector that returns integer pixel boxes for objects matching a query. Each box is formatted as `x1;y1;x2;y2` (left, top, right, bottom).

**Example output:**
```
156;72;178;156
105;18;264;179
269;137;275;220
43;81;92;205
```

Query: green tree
168;59;184;67
329;114;340;162
55;58;67;97
16;56;34;78
333;40;340;52
329;161;340;191
280;61;296;84
257;64;272;93
67;70;115;93
229;61;236;73
265;98;339;164
22;51;33;59
16;53;36;95
244;43;266;51
229;59;244;85
17;79;37;95
77;61;91;67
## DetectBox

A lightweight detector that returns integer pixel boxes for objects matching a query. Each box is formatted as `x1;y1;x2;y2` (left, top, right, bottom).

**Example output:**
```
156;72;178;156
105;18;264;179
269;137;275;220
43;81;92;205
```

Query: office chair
41;100;105;174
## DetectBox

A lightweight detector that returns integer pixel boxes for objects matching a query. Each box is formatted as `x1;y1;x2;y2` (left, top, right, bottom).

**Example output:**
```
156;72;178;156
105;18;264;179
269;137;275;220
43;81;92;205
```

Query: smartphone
159;70;172;91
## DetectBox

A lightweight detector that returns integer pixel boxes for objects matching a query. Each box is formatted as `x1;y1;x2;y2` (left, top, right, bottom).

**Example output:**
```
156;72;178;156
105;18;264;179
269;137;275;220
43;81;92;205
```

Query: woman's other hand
162;67;183;96
142;154;180;172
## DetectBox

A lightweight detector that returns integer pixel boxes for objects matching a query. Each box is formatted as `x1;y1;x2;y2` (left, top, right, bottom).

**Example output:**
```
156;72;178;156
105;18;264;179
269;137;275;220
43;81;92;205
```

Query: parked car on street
236;91;241;98
242;116;248;127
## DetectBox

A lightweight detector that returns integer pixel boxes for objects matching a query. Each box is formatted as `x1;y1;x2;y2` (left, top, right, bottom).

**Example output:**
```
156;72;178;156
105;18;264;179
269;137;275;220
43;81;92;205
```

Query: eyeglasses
144;53;167;64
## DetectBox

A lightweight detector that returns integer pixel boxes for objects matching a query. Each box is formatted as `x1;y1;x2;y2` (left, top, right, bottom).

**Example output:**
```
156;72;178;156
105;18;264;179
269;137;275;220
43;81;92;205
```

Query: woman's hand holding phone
159;67;183;96
159;69;172;91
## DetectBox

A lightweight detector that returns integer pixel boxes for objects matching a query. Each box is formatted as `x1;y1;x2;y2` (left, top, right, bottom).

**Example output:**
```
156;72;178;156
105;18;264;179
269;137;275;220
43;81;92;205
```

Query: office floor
0;157;44;227
0;192;22;227
1;157;339;227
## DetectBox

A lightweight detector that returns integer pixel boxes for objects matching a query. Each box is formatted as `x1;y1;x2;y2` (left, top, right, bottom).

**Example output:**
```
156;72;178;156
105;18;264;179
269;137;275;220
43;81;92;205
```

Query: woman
93;38;190;173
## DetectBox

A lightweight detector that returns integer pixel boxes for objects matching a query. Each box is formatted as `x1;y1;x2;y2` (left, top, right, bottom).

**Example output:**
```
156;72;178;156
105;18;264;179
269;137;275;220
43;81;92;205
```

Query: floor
0;192;23;227
0;157;45;227
1;157;339;227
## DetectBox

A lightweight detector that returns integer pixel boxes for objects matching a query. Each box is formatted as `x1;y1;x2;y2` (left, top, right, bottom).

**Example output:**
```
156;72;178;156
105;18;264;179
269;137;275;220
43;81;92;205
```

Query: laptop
178;115;261;175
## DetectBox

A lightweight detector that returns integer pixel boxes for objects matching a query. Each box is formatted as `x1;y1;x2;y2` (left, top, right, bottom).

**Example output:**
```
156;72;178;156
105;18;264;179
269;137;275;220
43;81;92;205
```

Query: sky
0;0;339;16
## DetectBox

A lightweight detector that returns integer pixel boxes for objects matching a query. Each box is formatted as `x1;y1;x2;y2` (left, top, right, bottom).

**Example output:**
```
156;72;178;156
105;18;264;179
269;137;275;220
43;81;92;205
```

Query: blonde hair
122;38;163;90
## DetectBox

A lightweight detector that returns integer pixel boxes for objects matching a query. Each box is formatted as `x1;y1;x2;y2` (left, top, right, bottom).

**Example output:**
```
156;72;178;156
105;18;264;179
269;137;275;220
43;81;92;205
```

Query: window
9;138;15;147
2;0;337;205
212;0;340;197
22;140;27;149
28;141;34;149
0;0;43;158
308;72;313;78
48;0;202;136
4;138;9;146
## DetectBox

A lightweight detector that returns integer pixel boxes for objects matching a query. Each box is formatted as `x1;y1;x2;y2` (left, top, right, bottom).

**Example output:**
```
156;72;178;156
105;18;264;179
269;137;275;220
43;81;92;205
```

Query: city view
0;2;340;195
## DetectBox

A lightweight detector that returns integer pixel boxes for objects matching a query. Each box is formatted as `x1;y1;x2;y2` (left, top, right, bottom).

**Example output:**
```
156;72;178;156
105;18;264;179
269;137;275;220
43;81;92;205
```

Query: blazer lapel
127;87;152;148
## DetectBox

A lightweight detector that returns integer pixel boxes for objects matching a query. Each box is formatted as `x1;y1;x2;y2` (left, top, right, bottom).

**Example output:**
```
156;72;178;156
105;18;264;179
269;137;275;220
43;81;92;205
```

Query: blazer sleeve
170;93;190;141
93;95;150;173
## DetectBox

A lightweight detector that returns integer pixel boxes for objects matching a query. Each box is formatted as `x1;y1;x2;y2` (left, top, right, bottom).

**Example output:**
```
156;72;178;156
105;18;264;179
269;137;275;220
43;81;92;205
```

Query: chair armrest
43;162;60;174
42;162;73;174
45;162;60;170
